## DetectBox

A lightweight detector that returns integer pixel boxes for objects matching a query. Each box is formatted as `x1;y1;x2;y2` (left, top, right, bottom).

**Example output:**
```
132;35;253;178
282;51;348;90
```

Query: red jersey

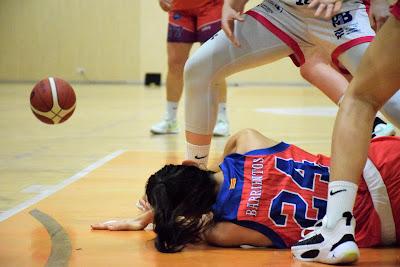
212;137;400;248
172;0;222;11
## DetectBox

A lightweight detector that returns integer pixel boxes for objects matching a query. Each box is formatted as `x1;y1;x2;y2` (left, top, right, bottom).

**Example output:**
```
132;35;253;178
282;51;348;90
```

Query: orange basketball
30;77;76;124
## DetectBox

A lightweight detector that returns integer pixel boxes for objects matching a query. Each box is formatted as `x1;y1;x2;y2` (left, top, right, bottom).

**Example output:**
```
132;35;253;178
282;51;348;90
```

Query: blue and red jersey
211;137;400;248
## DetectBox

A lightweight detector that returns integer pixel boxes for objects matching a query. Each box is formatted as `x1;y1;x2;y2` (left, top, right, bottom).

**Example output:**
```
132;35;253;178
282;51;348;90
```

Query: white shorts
248;0;375;72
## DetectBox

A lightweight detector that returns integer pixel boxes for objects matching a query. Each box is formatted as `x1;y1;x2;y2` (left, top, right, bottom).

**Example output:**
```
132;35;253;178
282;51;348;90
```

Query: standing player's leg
213;80;230;137
300;48;348;104
301;48;397;136
292;14;400;265
184;14;294;168
338;42;400;129
151;11;194;134
196;0;230;137
329;15;400;228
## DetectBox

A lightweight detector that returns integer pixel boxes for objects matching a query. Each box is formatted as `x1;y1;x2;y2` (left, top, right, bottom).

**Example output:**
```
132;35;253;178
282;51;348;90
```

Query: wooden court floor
0;83;399;266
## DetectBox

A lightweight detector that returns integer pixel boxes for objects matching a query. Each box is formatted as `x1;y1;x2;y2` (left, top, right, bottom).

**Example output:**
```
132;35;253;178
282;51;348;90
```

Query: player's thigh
186;14;292;81
346;17;400;107
311;4;375;73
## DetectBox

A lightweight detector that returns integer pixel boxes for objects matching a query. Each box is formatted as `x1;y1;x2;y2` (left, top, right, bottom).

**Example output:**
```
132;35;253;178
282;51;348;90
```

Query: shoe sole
292;241;359;264
373;123;396;137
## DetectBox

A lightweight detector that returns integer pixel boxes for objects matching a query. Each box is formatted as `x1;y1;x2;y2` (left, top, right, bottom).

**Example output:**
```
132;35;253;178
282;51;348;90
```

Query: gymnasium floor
0;82;399;266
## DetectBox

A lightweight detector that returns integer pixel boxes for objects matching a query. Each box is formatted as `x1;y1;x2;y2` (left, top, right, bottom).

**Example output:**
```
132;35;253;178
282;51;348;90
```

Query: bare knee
345;92;381;114
300;64;313;81
168;55;187;74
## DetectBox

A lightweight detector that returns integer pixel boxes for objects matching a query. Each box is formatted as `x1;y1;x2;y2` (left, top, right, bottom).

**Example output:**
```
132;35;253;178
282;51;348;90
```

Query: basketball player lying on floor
91;128;400;253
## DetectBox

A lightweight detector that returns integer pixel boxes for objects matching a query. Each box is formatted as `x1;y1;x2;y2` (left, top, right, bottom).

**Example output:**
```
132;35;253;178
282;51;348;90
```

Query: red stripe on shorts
331;36;374;74
246;10;305;67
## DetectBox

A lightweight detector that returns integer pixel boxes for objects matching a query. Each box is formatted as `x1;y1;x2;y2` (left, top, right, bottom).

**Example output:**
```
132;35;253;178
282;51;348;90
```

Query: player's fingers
139;199;152;211
325;4;334;18
333;1;342;14
222;19;233;39
315;3;326;17
234;12;245;22
108;222;136;231
308;0;320;9
368;13;377;31
136;200;146;211
159;2;170;12
376;20;383;32
376;16;388;31
91;220;118;230
223;19;240;47
90;223;107;230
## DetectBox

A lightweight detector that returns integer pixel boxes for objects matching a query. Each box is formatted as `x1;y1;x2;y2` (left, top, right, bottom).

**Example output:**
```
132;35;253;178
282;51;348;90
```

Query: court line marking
0;149;126;222
30;209;72;267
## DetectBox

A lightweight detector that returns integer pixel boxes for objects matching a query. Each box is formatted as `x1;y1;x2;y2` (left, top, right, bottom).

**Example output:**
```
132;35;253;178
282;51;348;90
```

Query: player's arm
222;128;279;156
208;129;279;171
221;0;248;47
204;221;272;247
91;209;154;231
308;0;343;18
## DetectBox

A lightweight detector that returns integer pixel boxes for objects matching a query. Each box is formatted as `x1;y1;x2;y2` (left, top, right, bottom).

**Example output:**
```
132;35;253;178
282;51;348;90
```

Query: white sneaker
150;119;179;134
373;122;396;138
291;212;359;265
213;118;230;137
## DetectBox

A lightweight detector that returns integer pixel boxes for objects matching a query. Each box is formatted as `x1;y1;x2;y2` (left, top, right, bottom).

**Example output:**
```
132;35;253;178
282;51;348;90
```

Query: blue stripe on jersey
212;153;245;221
244;142;290;156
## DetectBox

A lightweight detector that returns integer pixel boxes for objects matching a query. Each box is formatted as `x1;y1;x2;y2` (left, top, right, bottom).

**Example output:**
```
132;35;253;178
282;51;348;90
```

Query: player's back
212;142;331;248
212;138;400;248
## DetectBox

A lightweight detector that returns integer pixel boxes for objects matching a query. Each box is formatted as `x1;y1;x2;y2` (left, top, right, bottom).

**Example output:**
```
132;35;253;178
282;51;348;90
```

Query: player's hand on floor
91;219;146;231
222;2;245;47
308;0;342;18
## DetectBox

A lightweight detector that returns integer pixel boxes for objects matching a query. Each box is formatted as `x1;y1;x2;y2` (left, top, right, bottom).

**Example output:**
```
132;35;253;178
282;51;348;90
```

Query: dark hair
145;164;218;253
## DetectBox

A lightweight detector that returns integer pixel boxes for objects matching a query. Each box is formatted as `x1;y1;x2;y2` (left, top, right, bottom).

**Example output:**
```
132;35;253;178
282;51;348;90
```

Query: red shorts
168;0;223;43
391;0;400;21
354;136;400;247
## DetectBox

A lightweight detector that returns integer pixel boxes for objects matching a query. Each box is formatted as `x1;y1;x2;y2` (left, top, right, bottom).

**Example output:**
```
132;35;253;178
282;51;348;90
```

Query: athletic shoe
213;118;230;137
291;212;360;265
372;122;396;138
150;119;179;134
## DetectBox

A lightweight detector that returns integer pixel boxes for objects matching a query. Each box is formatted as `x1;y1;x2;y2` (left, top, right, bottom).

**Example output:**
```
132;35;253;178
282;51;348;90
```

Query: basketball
30;77;76;124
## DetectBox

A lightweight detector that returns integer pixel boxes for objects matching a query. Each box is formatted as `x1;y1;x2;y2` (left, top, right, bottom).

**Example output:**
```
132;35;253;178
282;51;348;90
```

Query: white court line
0;149;126;222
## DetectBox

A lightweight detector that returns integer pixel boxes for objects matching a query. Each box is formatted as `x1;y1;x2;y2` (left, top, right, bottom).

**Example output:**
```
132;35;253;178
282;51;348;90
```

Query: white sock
185;142;210;170
165;101;178;121
326;181;358;228
217;103;227;121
